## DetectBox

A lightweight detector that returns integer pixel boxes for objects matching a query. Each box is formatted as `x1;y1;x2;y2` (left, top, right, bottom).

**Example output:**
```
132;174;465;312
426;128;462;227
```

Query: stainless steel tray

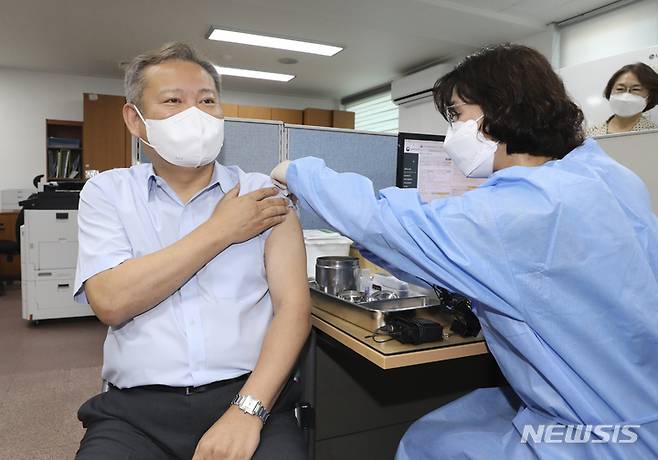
357;295;439;312
310;285;441;331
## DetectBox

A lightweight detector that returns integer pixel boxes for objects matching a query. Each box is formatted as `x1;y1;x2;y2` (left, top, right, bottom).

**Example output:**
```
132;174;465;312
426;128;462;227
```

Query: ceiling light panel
215;66;295;82
208;28;343;56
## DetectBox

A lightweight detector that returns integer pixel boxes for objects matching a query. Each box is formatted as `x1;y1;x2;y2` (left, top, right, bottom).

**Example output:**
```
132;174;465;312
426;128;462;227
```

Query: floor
0;283;107;460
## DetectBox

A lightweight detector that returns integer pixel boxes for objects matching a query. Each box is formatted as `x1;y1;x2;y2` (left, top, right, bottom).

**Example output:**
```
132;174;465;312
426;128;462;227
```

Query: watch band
230;393;270;423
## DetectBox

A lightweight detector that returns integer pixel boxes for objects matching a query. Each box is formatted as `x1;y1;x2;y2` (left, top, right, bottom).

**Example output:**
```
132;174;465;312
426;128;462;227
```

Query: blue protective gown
286;138;658;459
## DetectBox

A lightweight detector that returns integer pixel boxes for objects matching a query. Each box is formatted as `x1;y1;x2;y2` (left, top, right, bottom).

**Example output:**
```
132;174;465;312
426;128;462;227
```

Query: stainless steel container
338;290;367;303
315;256;359;295
368;289;399;302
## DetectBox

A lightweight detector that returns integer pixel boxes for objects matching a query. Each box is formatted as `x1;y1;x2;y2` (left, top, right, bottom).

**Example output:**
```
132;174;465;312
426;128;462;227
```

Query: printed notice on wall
403;138;484;202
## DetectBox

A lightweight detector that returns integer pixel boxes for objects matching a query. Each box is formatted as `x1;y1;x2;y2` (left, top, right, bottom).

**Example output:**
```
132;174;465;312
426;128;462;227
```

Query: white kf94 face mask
133;105;224;168
443;115;498;178
609;93;647;118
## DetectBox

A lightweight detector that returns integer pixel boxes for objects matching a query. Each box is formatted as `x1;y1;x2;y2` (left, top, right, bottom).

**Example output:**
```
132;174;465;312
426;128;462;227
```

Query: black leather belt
109;372;250;395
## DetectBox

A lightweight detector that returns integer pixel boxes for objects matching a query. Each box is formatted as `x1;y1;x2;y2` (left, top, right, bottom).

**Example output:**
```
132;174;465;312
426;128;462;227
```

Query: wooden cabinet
0;212;18;241
303;108;333;127
271;108;303;124
219;102;354;128
237;105;272;120
83;93;132;174
46;120;83;181
221;103;239;117
332;110;356;129
0;253;20;280
0;211;20;280
303;109;356;129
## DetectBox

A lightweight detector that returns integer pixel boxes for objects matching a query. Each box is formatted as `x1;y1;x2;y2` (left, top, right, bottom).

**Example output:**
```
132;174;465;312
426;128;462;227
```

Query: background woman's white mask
443;115;498;178
133;105;224;168
609;93;647;118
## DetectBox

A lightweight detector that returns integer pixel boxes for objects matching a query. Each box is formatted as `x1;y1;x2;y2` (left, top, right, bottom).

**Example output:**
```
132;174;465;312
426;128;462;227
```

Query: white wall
398;99;449;136
560;0;658;68
393;62;456;136
222;90;338;110
595;129;658;214
394;26;560;136
516;25;559;67
0;68;124;190
0;68;338;190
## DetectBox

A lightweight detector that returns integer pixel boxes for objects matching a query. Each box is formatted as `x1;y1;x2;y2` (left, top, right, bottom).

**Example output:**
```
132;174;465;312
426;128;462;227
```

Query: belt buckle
185;385;204;395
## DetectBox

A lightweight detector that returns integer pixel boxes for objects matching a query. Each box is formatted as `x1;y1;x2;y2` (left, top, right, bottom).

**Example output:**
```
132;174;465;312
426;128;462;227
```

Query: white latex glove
270;160;291;186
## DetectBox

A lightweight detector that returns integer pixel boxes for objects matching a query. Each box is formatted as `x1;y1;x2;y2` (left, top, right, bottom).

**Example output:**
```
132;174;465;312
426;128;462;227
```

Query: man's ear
123;103;144;140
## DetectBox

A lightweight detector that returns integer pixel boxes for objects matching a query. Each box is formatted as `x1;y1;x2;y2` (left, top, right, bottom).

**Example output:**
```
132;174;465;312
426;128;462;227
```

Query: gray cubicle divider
285;125;398;230
219;119;283;174
138;118;283;176
595;129;658;214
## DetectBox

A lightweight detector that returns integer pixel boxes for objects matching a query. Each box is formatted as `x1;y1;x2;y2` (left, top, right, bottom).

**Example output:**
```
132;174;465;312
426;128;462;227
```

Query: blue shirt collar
144;161;236;203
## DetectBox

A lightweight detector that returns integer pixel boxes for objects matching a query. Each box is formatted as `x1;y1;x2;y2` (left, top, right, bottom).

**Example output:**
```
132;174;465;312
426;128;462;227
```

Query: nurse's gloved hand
270;160;291;186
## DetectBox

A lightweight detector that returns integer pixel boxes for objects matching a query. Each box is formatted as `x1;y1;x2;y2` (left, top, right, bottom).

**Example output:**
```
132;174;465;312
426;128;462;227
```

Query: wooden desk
309;301;501;460
0;211;19;241
311;300;488;370
0;211;20;280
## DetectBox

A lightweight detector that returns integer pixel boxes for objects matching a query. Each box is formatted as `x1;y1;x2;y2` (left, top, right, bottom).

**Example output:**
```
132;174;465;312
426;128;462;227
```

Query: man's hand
192;406;263;460
209;184;290;245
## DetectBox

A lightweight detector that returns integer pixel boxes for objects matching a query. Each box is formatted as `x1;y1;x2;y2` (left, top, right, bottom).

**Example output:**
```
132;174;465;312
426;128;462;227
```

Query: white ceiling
0;0;612;100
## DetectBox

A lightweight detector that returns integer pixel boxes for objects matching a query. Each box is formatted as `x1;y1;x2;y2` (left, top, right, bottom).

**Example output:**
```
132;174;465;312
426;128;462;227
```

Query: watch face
242;396;259;413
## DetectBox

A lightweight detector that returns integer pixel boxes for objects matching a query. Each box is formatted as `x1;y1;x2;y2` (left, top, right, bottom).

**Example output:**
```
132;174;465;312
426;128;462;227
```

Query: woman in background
586;62;658;136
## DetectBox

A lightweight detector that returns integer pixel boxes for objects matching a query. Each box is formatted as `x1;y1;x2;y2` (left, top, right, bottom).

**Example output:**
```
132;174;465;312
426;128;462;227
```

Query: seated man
73;42;311;460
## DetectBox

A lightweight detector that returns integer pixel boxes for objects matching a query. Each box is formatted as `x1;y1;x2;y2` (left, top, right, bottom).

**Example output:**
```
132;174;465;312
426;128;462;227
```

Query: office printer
20;183;94;323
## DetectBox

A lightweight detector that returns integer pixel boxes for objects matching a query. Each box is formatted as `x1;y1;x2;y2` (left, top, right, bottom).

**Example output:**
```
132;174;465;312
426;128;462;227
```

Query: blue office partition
139;119;282;176
219;119;282;174
286;126;398;229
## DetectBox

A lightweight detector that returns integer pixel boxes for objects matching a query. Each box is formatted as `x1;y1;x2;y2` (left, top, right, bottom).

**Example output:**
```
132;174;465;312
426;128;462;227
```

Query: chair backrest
0;210;21;257
15;208;24;248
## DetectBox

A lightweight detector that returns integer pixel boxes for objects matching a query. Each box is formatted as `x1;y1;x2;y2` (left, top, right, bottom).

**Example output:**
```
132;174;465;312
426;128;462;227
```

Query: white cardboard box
1;188;33;211
303;229;353;279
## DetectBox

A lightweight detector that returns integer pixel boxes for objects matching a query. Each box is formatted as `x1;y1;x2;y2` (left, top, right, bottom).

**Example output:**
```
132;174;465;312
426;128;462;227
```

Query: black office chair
0;210;22;296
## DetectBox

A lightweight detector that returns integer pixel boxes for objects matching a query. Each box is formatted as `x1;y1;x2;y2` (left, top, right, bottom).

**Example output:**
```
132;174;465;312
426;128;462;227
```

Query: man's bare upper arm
264;212;310;313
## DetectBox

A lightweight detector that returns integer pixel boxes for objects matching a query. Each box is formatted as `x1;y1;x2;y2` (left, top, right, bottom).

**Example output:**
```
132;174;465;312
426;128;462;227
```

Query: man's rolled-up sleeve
74;178;133;304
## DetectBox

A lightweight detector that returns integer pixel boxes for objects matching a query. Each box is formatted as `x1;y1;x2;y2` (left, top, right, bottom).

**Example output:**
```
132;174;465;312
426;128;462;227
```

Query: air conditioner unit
391;62;454;106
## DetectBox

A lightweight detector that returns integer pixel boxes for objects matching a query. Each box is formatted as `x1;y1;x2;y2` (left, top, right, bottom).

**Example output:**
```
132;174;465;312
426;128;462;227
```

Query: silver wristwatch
230;394;270;423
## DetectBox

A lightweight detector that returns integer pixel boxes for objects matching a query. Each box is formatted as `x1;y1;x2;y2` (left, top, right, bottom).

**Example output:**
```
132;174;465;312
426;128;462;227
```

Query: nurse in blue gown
271;44;658;459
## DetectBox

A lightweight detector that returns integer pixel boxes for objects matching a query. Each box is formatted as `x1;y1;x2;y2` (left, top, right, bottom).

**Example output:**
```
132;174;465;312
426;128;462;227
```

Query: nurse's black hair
433;43;584;159
603;62;658;112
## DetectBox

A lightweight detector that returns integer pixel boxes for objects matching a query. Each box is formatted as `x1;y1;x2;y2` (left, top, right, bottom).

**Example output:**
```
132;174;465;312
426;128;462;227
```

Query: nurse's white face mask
443;115;498;178
609;93;647;118
132;105;224;168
